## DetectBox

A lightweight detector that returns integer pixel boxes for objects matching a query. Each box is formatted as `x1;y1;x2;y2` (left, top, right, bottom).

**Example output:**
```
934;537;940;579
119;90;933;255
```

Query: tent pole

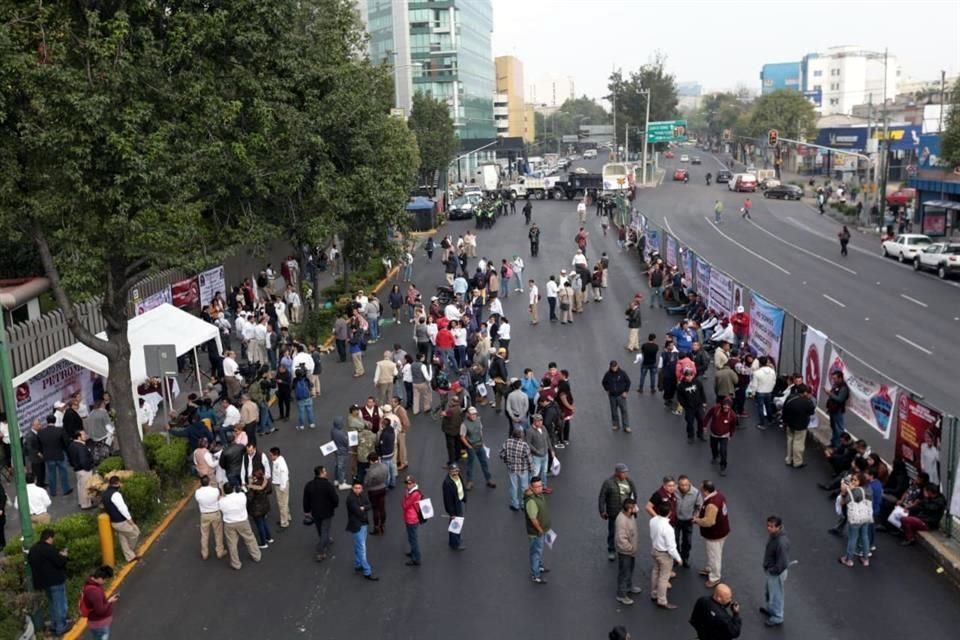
194;347;202;396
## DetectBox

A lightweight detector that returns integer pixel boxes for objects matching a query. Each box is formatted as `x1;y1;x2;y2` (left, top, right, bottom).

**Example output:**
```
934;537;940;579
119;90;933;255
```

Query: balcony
494;106;509;116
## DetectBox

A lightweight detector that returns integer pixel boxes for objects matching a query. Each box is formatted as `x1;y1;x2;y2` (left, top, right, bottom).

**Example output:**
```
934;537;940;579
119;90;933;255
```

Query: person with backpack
80;565;118;639
401;474;426;566
293;370;315;431
839;473;873;567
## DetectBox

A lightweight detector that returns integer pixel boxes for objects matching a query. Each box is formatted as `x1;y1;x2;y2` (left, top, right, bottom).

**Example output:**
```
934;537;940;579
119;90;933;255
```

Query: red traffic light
768;129;778;146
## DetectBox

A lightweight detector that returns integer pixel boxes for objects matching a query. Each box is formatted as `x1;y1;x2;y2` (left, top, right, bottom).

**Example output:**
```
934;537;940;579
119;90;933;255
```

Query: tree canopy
534;96;610;151
744;90;818;141
607;54;679;152
940;80;960;169
409;92;457;188
0;0;417;469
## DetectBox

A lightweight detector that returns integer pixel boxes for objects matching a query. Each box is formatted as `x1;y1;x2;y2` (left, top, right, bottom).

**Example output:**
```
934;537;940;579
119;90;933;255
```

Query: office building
528;73;575;108
357;0;496;138
760;62;802;95
495;55;526;138
523;103;536;143
801;46;899;115
677;81;703;110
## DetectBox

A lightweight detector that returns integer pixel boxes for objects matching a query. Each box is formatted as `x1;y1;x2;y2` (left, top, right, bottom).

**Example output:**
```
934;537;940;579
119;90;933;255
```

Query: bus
601;162;631;196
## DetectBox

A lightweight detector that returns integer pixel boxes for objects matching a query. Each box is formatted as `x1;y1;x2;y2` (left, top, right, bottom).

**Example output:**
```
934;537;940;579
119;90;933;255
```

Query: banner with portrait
707;269;733;316
14;360;100;434
825;347;898;439
894;395;942;486
695;257;711;295
171;276;200;311
801;327;828;403
681;248;694;281
198;266;226;308
135;287;172;316
666;235;678;268
644;227;660;261
747;293;784;361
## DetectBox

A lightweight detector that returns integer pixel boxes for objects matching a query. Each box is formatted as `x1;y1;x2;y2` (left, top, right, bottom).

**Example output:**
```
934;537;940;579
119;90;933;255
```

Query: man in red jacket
81;565;118;639
402;475;425;566
705;397;738;476
730;306;750;346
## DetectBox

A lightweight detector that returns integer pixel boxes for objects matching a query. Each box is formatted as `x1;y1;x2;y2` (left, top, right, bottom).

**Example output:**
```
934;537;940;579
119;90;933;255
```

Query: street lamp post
640;89;651;186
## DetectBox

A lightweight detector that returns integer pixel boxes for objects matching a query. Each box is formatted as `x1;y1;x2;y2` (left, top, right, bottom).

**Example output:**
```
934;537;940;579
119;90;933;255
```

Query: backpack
294;376;311;401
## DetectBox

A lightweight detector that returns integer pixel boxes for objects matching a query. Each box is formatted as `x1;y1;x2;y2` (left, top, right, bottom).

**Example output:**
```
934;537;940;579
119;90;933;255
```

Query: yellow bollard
98;513;115;568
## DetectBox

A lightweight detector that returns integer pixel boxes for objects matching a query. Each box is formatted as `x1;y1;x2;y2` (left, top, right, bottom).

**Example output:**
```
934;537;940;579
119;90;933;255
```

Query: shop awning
920;200;960;211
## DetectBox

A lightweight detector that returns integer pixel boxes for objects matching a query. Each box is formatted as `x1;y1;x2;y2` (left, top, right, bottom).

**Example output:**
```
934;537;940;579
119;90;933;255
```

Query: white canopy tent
12;304;222;432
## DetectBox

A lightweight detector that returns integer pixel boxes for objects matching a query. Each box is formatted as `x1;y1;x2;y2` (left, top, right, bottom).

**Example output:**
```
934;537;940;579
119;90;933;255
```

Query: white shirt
489;298;503;317
478;259;487;272
452;326;467;347
111;491;133;521
921;443;940;485
241;321;256;342
545;281;559;298
253;323;268;343
271;455;290;489
498;322;511;340
444;304;462;322
219;492;249;524
426;323;438;345
222;404;241;428
195;486;221;514
286;291;302;307
77;402;90;419
242;452;271;484
512;257;524;273
16;483;52;516
750;365;777;394
529;285;539;306
54;409;65;427
355;294;369;308
572;253;588;268
577;202;586;214
402;362;413;383
293;352;315;375
649;515;682;563
0;420;10;445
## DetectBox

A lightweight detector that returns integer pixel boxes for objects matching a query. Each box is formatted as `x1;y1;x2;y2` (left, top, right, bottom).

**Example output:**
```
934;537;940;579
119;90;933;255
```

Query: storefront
909;134;960;237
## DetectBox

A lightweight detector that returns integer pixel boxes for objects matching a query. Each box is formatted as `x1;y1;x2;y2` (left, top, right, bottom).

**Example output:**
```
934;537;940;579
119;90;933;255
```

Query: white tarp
12;304;222;425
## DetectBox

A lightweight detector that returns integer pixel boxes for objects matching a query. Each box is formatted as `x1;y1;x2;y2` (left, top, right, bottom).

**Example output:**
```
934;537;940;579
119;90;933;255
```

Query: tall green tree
696;92;752;140
940;80;960;169
607;53;679;152
745;90;817;141
409;92;456;188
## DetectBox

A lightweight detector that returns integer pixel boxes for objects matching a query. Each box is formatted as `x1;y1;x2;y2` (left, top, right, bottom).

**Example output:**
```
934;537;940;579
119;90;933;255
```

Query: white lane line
900;294;928;308
702;217;792;275
822;294;846;308
896;334;933;355
663;215;675;236
746;219;857;275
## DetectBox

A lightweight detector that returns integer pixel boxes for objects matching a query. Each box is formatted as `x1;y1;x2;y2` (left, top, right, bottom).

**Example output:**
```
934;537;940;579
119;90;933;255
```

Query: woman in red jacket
81;565;118;639
402;475;425;566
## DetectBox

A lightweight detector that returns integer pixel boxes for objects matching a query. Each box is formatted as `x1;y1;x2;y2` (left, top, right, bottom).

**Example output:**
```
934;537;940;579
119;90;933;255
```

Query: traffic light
768;129;778;146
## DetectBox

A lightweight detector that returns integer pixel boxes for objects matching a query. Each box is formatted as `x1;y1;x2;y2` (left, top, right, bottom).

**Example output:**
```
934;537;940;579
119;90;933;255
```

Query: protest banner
707;269;733;316
747;293;785;361
681;248;694;282
135;286;172;316
695;257;711;294
198;266;226;308
825;347;898;439
644;227;660;262
15;360;100;433
171;276;200;311
894;395;942;486
802;327;828;403
666;235;678;268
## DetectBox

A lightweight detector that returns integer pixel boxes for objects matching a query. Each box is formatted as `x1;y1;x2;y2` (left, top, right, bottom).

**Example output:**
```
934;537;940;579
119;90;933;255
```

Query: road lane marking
663;215;675;235
746;219;857;275
822;294;846;308
784;217;879;258
896;334;933;355
900;294;928;308
702;217;791;275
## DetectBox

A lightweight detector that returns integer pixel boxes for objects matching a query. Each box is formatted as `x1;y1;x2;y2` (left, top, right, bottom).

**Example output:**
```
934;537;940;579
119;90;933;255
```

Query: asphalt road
110;170;960;640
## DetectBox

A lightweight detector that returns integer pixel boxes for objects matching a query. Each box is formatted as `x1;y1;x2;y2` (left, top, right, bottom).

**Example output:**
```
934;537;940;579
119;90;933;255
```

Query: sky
491;0;960;103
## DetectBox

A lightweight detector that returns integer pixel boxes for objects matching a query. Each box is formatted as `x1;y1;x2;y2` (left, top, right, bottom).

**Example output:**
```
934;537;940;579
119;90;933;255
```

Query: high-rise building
357;0;495;138
495;55;526;139
523;103;536;143
528;74;575;108
759;62;802;95
801;46;899;115
676;81;703;111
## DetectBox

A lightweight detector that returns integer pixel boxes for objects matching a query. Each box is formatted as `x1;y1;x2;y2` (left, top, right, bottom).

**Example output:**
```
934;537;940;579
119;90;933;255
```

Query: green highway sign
646;120;688;143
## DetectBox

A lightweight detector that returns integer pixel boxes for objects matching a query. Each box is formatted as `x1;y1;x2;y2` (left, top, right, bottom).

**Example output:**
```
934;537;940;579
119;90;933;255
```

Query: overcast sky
491;0;960;102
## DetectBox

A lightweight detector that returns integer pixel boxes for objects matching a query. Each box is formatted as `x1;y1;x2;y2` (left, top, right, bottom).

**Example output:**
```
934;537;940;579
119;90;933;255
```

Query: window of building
829;98;839;106
813;84;821;92
830;69;840;76
813;70;823;77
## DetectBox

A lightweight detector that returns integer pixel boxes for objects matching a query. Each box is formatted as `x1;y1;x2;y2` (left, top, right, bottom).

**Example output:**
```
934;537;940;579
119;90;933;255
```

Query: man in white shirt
512;256;525;293
749;356;778;430
195;476;225;560
444;302;462;323
242;443;271;487
571;249;588;270
220;398;241;443
545;276;559;323
53;401;66;427
649;501;682;608
269;447;291;528
285;286;303;324
15;473;52;527
219;482;262;569
103;476;141;562
222;351;242;400
355;290;369;308
528;281;540;325
292;345;315;376
489;296;503;318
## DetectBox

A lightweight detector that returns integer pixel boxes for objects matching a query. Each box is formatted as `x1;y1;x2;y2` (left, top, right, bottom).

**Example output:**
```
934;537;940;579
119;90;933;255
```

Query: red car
886;188;916;207
665;150;675;159
673;168;689;181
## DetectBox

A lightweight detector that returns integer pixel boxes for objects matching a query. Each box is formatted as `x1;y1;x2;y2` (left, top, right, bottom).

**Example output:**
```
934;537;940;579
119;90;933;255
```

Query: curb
64;480;200;640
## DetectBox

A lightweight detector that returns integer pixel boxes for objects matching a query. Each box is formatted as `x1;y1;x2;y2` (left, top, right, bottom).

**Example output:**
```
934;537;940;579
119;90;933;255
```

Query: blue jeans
639;365;657;391
529;534;544;578
448;526;462;549
383;456;397;488
514;271;524;291
89;627;111;640
439;348;456;372
353;525;372;575
499;279;509;298
335;452;348;485
465;445;492;483
508;471;529;509
258;401;274;433
368;318;380;341
755;393;773;425
829;412;845;448
253;516;271;545
765;570;787;623
406;523;421;563
401;264;413;282
846;522;870;558
297;398;315;428
531;454;549;487
45;459;70;496
649;287;662;308
44;583;68;634
267;349;277;371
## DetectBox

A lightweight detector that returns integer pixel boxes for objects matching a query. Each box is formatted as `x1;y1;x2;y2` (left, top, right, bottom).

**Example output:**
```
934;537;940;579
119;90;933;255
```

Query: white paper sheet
545;529;557;548
319;441;337;456
448;516;464;534
348;430;359;446
418;498;434;519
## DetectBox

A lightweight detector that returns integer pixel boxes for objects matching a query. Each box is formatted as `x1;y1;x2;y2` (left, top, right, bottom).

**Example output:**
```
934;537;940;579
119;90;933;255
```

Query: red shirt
705;405;738;437
731;313;750;336
435;328;455;349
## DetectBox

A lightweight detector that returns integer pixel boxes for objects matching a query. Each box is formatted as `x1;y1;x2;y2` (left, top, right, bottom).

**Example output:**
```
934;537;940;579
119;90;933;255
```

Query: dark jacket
601;368;631;396
346;490;371;532
442;475;466;516
625;305;643;329
827;382;849;414
303;477;339;520
377;425;396;458
62;408;84;440
66;440;94;472
219;442;245;478
714;367;738;398
781;393;816;431
598;475;637;518
689;595;742;640
677;378;706;409
763;530;791;575
23;430;43;465
37;426;68;462
692;349;710;376
27;541;68;589
331;416;349;453
910;493;947;529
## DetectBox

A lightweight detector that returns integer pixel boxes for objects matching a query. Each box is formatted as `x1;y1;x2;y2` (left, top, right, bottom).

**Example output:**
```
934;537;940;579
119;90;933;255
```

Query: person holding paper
460;407;496;490
500;428;533;512
401;475;425;566
345;480;378;580
524;476;551;585
441;464;467;551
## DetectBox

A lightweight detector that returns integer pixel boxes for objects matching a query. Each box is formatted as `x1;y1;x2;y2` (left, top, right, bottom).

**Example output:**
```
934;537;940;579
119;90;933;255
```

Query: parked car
763;184;803;200
759;177;781;190
691;156;702;165
730;174;757;192
913;242;960;279
665;150;675;159
715;170;733;184
673;168;689;181
574;167;588;174
881;233;932;262
583;149;597;159
448;195;479;220
679;154;690;163
886;188;917;207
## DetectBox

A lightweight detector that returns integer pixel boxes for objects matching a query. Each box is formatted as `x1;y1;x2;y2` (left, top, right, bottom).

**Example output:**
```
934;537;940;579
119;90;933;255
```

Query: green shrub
142;432;167;467
153;437;189;482
120;472;162;523
97;456;124;474
297;308;337;345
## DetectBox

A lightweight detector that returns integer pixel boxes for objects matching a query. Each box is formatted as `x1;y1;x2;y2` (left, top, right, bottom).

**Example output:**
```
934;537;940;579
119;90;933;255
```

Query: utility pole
640;89;651;186
611;65;619;160
878;48;890;224
939;70;946;133
866;93;873;225
0;310;35;586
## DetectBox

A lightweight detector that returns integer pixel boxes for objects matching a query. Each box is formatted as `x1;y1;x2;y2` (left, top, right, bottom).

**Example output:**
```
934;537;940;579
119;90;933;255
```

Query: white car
913;242;960;279
881;234;932;263
583;149;597;159
679;154;690;163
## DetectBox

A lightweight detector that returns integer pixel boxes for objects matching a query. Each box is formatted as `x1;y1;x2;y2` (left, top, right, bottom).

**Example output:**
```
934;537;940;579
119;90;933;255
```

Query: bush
97;456;124;474
120;472;162;523
142;433;167;467
152;437;189;483
297;308;337;346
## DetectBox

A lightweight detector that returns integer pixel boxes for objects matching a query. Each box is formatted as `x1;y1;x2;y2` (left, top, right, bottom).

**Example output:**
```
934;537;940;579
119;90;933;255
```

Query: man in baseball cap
442;462;466;551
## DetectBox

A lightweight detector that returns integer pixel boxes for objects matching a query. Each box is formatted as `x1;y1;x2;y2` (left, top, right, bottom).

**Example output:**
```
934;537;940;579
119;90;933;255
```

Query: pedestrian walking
577;199;587;223
826;371;849;449
689;584;742;640
650;501;682;609
28;529;70;637
526;415;552;493
346;480;379;580
460;407;496;490
303;465;339;561
838;225;851;256
599;464;638;561
545;275;558;321
713;200;723;224
528;223;540;256
524;476;551;584
528;280;540;325
761;515;791;627
635;334;659;393
102;475;141;562
674;475;702;569
194;476;226;560
219;482;262;570
442;463;467;550
704;397;737;475
614;498;643;604
740;197;751;219
80;565;118;640
602;360;632;433
624;300;643;351
500;427;532;511
677;368;707;443
782;384;815;468
693;480;730;588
